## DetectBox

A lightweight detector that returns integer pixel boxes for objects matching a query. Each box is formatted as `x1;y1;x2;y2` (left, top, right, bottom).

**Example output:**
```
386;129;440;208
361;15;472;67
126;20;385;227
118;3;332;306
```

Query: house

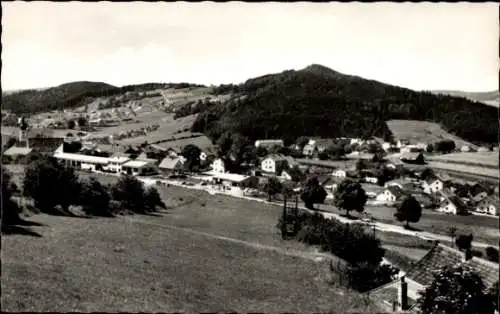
422;177;443;194
121;160;157;176
460;145;471;152
396;139;410;148
332;169;347;178
385;163;397;170
437;195;469;215
384;179;415;191
166;147;179;158
199;151;207;162
302;140;317;157
206;172;254;196
475;197;499;216
365;176;378;184
261;154;289;175
158;157;185;175
382;142;392;151
470;183;489;202
105;156;130;173
280;170;293;181
438;188;455;203
53;151;110;172
399;152;425;164
376;186;407;203
368;242;499;313
400;145;420;153
210;158;226;173
254;139;284;149
477;146;490;152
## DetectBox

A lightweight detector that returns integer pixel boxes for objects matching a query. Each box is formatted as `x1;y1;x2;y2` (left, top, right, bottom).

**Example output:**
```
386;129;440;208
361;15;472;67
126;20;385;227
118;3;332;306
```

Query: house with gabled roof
437;195;469;215
158;156;185;175
254;139;284;149
261;154;290;175
422;176;444;195
400;152;425;165
475;196;499;216
368;242;499;313
376;185;407;203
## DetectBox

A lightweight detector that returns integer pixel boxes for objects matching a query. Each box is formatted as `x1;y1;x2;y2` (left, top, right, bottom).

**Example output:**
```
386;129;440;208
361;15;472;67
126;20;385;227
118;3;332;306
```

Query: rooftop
158;157;184;170
53;152;110;165
205;171;250;183
122;160;153;168
406;243;499;289
387;185;407;198
3;146;33;156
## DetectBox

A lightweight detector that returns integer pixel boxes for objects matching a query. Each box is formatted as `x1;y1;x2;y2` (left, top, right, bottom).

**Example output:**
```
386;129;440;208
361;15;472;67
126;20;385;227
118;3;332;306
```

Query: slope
193;64;498;145
431;90;499;107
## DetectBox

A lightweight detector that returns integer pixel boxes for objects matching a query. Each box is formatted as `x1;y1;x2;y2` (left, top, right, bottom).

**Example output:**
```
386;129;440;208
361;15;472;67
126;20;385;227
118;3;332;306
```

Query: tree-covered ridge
2;81;206;115
193;64;497;145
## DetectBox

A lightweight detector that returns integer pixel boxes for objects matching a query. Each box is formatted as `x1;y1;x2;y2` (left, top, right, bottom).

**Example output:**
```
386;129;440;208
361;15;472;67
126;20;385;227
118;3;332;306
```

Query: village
3;126;499;219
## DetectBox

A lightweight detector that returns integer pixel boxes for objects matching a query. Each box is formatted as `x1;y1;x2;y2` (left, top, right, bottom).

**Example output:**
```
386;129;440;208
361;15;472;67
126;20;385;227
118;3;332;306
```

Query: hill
431;90;500;107
1;82;207;115
193;64;498;145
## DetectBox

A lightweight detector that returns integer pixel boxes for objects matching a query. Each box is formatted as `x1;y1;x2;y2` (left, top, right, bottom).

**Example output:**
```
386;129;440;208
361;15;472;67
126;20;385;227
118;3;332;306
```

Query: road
137;176;498;250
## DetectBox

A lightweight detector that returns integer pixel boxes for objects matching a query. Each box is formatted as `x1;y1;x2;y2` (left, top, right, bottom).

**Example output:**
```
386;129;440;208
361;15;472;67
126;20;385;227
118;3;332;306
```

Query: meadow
2;184;379;313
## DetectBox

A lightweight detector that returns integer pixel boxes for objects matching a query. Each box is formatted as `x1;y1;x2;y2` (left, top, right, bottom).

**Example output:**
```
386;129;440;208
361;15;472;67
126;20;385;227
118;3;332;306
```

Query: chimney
398;276;409;311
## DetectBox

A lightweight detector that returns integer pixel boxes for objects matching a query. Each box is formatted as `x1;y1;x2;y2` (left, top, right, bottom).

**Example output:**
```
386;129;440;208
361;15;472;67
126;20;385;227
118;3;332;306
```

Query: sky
2;2;498;92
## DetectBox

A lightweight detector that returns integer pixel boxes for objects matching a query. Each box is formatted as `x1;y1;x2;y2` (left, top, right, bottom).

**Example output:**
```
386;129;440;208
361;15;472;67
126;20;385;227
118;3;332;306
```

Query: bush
485;246;499;262
111;175;147;213
23;157;82;214
1;168;22;225
346;262;399;292
144;187;166;212
80;178;112;217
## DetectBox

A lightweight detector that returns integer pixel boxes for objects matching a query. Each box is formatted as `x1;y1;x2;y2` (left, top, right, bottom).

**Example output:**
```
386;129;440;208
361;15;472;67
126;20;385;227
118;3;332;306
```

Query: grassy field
386;119;476;149
2;184;379;313
426;161;498;179
426;152;498;168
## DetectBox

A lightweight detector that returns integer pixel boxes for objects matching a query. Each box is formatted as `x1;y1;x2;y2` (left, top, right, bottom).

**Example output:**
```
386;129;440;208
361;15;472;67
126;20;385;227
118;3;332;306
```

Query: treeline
173;98;218;119
2;81;207;115
199;65;497;145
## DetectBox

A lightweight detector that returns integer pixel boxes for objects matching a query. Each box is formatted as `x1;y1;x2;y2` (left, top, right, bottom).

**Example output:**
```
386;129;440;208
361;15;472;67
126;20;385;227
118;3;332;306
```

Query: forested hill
2;81;206;114
193;64;498;145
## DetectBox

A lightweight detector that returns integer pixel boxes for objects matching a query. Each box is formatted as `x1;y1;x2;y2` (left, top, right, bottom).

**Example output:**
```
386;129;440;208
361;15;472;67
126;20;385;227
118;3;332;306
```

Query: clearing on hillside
386;119;476;148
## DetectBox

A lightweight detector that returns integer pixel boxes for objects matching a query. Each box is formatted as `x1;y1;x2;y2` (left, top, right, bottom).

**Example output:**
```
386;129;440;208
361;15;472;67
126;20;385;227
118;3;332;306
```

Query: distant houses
376;186;407;203
437;195;469;215
121;160;157;176
332;169;347;178
210;158;226;173
422;177;444;195
475;197;499;216
261;154;289;175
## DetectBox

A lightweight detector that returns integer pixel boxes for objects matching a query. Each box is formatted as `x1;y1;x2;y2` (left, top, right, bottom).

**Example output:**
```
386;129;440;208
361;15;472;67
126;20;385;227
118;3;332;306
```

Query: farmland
386;119;476;149
426;152;499;169
2;184;379;313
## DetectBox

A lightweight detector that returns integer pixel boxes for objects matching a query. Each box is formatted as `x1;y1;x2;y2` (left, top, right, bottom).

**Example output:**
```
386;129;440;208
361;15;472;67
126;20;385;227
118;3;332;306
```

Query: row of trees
3;157;166;220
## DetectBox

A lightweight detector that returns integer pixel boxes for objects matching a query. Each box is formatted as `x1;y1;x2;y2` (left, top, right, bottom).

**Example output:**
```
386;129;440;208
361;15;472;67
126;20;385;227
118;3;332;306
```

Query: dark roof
387;185;406;199
446;195;468;212
406;243;499;289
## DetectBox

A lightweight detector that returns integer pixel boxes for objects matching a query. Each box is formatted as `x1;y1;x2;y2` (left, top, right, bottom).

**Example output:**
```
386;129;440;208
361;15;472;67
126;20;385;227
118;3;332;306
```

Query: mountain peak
301;64;343;77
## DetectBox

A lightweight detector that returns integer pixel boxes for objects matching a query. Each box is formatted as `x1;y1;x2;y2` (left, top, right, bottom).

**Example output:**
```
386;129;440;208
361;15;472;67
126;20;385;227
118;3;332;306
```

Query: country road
137;176;499;250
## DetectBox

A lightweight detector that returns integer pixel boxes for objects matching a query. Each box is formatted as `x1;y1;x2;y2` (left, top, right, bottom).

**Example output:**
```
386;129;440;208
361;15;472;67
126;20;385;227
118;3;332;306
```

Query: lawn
1;184;379;313
427;152;498;169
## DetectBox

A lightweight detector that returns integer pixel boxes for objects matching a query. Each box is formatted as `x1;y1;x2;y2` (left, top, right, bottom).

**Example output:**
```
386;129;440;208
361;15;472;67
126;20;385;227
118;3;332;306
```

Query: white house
122;160;157;176
350;138;364;145
261;154;289;174
365;177;379;184
53;151;110;172
422;177;444;194
397;139;410;149
460;145;471;152
437;196;468;215
199;151;207;162
211;158;226;173
105;156;130;173
475;197;498;216
385;163;397;170
255;139;284;149
382;142;391;151
332;169;347;178
376;186;406;203
280;170;292;181
302;139;317;157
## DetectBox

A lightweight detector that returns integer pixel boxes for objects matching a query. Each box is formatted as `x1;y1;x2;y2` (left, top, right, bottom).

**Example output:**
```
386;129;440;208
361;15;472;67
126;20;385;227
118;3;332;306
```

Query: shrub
346;262;399;292
485;246;499;262
80;178;112;217
111;175;147;213
23;157;82;214
1;168;22;225
144;187;166;212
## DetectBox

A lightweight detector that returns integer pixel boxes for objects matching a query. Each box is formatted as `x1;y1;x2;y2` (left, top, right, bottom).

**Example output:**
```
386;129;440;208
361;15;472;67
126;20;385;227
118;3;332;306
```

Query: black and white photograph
1;2;499;313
